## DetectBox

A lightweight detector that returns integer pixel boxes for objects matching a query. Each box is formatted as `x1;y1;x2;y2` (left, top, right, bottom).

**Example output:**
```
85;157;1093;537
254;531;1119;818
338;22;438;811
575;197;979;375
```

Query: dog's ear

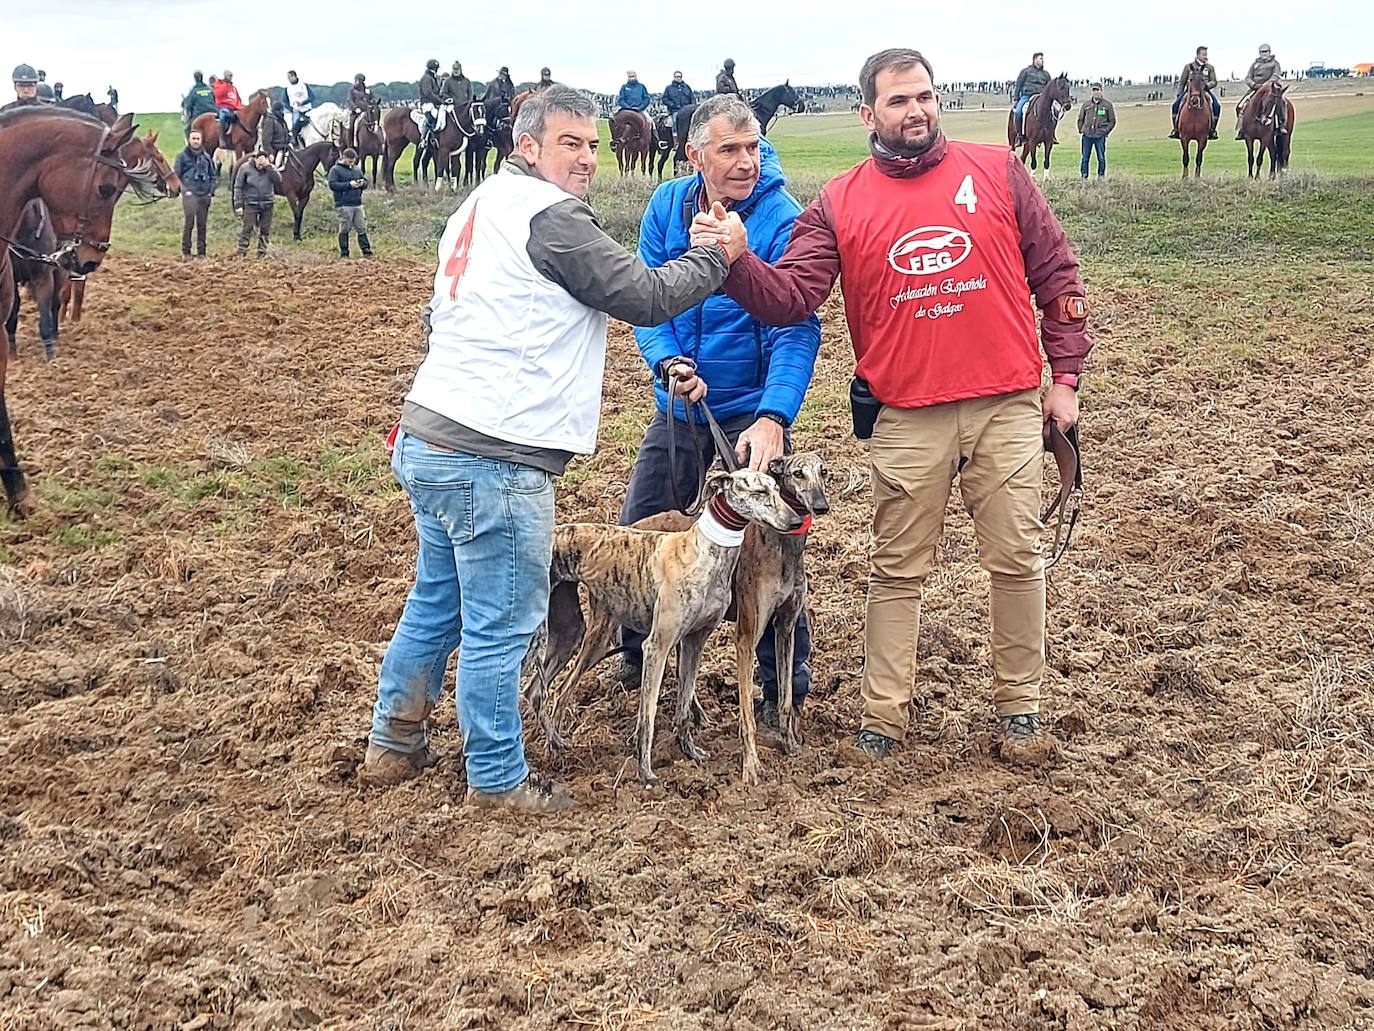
767;456;786;478
702;471;732;498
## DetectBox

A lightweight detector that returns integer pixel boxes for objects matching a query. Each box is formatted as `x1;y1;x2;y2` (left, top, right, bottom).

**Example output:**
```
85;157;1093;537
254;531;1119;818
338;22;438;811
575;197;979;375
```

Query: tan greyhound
526;467;804;784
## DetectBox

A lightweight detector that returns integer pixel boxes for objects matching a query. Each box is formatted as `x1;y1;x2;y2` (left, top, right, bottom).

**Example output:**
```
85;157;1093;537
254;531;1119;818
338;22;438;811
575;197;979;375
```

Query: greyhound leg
774;606;802;757
674;627;713;764
635;626;674;784
735;605;764;786
525;581;584;752
544;598;620;750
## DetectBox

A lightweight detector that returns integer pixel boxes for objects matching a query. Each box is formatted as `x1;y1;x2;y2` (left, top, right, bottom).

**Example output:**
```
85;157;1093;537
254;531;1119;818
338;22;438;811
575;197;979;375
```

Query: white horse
298;102;348;147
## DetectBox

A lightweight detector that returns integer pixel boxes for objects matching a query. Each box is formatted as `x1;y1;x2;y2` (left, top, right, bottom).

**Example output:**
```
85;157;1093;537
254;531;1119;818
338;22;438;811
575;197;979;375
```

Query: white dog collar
696;504;746;547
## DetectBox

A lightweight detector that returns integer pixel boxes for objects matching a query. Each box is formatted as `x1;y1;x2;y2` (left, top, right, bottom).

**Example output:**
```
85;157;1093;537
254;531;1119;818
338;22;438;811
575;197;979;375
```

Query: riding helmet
426;59;440;72
11;63;38;85
355;73;366;83
35;82;54;102
724;58;735;69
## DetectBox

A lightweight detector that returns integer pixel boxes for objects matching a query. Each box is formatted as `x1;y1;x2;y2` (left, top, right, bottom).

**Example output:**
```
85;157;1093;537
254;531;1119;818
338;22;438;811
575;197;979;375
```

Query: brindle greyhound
527;467;804;784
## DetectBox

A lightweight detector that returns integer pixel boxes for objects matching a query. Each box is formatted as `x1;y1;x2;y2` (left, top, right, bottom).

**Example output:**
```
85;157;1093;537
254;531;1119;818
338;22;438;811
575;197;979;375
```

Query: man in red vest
693;47;1092;764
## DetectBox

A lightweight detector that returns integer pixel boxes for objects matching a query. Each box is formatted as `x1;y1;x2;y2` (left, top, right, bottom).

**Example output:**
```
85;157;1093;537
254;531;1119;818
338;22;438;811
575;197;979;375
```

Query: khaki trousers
862;389;1046;738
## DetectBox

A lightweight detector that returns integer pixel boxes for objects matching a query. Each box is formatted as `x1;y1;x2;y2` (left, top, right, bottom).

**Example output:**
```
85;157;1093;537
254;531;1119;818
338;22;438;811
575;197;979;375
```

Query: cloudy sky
0;0;1368;113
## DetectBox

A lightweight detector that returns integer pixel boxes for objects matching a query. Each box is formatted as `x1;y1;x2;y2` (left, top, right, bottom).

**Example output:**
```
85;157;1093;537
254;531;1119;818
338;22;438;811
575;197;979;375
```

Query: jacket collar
868;131;948;179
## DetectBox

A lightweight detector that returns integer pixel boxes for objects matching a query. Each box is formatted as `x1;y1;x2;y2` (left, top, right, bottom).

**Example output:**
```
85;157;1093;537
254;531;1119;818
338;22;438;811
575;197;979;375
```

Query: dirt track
1;255;1373;1030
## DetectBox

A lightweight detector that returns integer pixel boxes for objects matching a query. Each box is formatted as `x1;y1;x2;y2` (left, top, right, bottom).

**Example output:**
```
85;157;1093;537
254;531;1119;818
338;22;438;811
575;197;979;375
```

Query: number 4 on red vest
444;201;479;299
954;175;978;214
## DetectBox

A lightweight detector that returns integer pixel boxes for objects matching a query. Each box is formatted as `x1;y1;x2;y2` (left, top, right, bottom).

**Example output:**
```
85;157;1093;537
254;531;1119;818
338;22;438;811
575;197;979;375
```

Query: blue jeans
370;432;554;793
1014;95;1033;132
1080;136;1106;177
217;107;235;135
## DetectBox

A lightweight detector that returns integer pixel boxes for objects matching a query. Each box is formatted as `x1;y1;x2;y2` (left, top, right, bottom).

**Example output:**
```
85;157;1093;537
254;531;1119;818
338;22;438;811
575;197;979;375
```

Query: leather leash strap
1042;422;1083;569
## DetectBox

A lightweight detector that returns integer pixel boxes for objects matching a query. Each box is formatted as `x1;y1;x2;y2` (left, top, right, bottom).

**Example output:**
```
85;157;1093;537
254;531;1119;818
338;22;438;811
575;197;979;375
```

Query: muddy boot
998;713;1058;765
854;729;898;758
358;232;373;257
358;741;441;787
338;232;350;258
467;776;574;814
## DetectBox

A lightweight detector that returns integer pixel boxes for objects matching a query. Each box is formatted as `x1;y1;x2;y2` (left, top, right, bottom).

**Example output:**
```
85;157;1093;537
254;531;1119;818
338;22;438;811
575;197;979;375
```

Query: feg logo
887;226;973;277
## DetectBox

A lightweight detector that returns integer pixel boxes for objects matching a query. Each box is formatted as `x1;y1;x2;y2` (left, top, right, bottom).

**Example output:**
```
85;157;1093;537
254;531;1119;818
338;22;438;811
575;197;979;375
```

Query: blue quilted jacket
634;139;821;425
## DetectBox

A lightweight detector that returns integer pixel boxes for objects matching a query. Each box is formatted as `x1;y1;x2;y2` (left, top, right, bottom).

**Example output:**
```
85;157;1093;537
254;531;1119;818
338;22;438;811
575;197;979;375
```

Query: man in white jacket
284;69;312;146
362;85;745;812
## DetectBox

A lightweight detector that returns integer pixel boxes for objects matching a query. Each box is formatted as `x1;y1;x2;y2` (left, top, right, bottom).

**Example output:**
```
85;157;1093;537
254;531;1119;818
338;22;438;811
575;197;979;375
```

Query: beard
875;117;941;159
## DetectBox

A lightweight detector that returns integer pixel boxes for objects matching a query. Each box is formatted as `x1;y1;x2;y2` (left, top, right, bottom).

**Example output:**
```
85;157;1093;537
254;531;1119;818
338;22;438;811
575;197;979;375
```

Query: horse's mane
0;105;105;128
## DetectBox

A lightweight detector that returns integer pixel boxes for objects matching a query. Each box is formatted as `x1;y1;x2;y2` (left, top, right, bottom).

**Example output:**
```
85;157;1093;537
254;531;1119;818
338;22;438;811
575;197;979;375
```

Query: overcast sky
0;0;1369;113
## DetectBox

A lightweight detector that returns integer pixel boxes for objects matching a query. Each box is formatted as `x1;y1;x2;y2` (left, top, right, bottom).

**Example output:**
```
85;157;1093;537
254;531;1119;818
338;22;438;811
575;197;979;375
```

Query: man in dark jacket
716;59;740;95
616;71;651;112
233;152;281;258
537;67;554;90
419;59;442;148
346;73;373;148
1170;45;1220;139
485;67;516;124
663;71;694;114
1012;52;1050;145
328;148;372;258
440;61;472;108
621;94;821;721
1237;44;1285;138
183;73;217;137
258;101;292;168
174;129;219;258
1077;83;1116;178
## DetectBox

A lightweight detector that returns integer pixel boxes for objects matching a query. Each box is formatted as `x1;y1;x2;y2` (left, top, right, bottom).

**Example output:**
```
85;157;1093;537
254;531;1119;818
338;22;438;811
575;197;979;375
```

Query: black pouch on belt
850;377;882;440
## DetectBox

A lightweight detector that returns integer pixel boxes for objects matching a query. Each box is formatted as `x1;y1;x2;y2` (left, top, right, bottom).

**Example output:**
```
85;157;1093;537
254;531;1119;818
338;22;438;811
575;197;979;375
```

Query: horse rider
259;100;293;169
485;66;516;126
1237;44;1286;139
35;82;55;104
52;82;63;102
617;71;651;113
418;59;443;151
346;73;373;149
107;85;119;110
664;71;694;114
184;71;217;138
439;61;473;115
1011;52;1050;146
1169;45;1220;140
2;65;39;111
214;69;242;142
285;69;315;147
715;59;741;96
537;67;555;91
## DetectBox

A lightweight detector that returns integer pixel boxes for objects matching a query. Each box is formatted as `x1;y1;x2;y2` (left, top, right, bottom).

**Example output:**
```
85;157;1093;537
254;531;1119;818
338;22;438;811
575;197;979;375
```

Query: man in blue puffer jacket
620;93;822;724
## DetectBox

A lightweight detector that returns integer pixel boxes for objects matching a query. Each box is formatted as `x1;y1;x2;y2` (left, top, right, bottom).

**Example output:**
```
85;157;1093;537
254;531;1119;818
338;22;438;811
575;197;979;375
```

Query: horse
59;94;117;126
610;109;653;175
1176;68;1214;178
510;90;533;124
233;140;337;240
651;114;677;178
297;102;348;148
0;108;144;516
352;100;385;187
489;106;514;172
1240;81;1295;180
9;130;179;359
463;122;493;186
1008;73;1073;177
750;81;804;135
190;89;270;161
418;99;487;192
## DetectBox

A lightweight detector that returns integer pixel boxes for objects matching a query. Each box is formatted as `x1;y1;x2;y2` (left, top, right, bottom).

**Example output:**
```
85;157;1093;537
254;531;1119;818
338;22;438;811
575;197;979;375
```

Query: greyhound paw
546;730;573;754
741;757;763;787
678;733;710;764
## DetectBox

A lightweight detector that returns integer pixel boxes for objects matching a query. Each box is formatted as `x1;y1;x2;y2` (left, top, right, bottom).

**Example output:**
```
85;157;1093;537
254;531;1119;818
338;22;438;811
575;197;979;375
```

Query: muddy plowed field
1;255;1372;1030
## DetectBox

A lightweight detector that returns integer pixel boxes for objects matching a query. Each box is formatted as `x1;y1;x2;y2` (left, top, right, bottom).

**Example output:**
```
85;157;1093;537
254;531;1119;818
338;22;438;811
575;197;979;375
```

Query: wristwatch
1052;373;1081;391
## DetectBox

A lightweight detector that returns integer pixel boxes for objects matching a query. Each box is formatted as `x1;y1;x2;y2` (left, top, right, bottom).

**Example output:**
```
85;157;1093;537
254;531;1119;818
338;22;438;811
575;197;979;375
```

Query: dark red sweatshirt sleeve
720;191;841;325
1006;152;1094;375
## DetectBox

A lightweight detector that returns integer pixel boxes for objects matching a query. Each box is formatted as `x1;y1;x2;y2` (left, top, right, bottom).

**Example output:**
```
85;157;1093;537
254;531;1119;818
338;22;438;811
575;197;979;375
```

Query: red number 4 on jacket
444;201;479;299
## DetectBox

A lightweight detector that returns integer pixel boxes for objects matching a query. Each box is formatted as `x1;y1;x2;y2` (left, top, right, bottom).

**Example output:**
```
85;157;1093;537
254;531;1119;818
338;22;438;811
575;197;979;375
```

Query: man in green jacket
1237;44;1286;138
183;70;217;138
439;61;472;109
1170;45;1219;139
1012;53;1050;145
1077;83;1115;178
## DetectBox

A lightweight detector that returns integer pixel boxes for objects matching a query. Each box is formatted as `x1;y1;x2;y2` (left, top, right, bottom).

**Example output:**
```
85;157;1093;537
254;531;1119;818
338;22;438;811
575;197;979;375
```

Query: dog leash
663;358;740;516
1042;422;1083;569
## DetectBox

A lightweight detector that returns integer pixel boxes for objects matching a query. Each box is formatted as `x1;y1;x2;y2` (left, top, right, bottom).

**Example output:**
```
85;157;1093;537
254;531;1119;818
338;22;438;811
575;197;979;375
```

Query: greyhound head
767;453;830;517
703;469;804;534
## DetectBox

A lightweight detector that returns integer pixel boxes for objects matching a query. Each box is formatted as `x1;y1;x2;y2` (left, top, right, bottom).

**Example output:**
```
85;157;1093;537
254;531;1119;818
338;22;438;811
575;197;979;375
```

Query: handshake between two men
659;202;788;474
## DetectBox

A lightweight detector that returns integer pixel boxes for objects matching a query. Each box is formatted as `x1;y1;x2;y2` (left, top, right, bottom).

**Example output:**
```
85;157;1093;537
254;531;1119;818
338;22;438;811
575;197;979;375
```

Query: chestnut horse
0;108;143;515
190;89;270;160
1240;81;1295;180
610;109;652;175
1008;73;1073;177
352;99;385;187
1177;68;1213;178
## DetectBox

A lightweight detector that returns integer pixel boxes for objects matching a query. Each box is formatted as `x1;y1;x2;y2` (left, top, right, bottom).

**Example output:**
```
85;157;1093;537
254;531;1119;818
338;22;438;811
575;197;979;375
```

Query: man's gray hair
512;84;596;143
687;94;759;151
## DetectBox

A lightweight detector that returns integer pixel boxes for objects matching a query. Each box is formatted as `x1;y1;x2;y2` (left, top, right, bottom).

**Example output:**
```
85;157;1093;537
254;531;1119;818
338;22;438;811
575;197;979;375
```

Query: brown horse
1240;81;1295;179
1008;74;1073;177
190;90;270;160
418;99;488;192
1177;68;1213;178
611;109;652;176
510;90;533;124
352;99;385;187
233;140;337;240
0;107;141;515
9;129;179;358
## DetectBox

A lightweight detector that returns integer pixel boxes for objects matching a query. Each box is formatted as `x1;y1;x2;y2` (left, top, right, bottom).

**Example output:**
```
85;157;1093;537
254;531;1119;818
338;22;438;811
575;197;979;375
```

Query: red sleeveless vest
826;142;1041;409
